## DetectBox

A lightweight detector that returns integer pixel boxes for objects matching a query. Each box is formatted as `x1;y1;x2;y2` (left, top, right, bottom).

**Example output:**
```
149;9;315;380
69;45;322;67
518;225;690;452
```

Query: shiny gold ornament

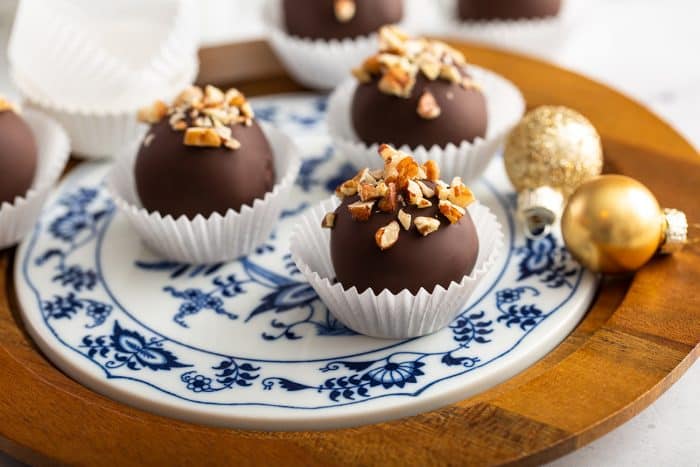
561;175;688;274
504;106;603;237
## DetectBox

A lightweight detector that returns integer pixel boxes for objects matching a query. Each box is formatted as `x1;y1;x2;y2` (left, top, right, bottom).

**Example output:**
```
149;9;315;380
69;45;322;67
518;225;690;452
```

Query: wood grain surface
0;40;698;466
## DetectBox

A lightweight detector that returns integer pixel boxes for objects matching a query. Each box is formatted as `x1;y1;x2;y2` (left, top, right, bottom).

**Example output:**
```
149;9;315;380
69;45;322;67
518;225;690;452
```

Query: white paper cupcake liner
0;109;70;249
107;124;302;264
265;0;392;91
12;57;199;160
290;198;503;339
8;0;199;104
327;66;525;180
440;0;570;57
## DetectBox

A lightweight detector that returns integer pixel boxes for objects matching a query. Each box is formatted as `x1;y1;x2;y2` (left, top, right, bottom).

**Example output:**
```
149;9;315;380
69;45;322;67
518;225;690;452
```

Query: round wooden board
1;40;698;466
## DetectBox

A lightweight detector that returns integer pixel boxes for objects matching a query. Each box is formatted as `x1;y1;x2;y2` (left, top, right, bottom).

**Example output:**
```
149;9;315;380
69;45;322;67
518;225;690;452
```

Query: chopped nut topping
439;200;465;224
336;179;358;198
414;216;440;236
416;198;432;209
324;144;477;249
353;26;480;98
321;213;336;229
417;180;435;198
375;221;400;250
417;90;441;120
423;160;440;181
139;85;254;151
406;180;423;205
348;200;375;221
143;133;155;147
449;183;475;209
334;0;356;23
397;209;412;230
0;96;17;113
184;127;222;147
377;182;398;213
137;100;168;123
359;181;388;201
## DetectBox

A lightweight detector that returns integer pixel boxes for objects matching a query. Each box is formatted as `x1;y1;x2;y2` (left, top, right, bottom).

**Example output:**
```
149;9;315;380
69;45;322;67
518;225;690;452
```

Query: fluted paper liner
290;198;503;339
327;66;525;180
0;110;70;248
107;124;302;264
12;58;198;160
8;0;199;104
265;0;395;91
441;0;570;56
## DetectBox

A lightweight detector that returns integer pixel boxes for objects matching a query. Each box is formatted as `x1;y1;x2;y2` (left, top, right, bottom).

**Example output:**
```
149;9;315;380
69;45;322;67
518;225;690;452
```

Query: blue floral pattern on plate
15;94;596;430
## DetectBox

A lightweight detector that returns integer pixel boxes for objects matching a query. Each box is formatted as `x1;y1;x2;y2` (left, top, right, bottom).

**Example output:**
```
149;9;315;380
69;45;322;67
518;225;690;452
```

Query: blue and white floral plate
15;94;597;431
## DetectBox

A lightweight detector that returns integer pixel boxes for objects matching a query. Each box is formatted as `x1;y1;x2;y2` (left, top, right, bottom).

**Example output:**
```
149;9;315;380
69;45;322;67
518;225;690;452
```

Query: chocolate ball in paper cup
442;0;571;57
265;0;405;90
0;100;70;249
107;85;301;264
327;26;524;181
11;57;199;160
290;145;503;339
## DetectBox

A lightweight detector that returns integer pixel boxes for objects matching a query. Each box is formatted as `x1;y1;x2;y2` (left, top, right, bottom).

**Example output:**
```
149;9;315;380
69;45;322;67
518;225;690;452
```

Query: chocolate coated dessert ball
325;145;479;294
351;26;488;148
135;86;275;219
283;0;403;41
352;73;487;148
457;0;562;20
0;101;38;205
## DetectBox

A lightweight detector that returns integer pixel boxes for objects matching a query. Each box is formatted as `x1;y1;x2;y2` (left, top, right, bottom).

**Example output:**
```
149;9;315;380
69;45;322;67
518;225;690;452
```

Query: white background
0;0;698;465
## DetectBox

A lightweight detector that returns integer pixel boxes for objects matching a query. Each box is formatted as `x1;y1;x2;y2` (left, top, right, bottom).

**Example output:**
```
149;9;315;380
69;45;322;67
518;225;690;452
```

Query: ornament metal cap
517;186;564;238
660;208;688;254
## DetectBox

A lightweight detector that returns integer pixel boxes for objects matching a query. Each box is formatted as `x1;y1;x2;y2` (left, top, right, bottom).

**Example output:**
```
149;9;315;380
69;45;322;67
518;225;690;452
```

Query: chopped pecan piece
321;213;336;229
334;0;356;23
377;182;398;213
348;200;375;222
423;160;440;181
138;100;168;123
439;200;466;224
414;216;441;236
183;127;221;147
417;90;441;120
397;209;412;230
417;180;435;198
336;179;358;198
375;221;400;250
204;85;225;106
359;182;388;201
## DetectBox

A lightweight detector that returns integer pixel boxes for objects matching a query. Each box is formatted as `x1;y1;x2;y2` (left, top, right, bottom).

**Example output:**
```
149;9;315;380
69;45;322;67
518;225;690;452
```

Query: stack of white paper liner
8;0;200;159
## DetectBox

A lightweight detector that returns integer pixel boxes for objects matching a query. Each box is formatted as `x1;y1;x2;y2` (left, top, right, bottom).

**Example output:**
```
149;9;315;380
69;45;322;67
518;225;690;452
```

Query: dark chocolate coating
135;119;275;219
0;111;38;205
457;0;561;20
351;74;488;148
330;194;479;294
282;0;403;40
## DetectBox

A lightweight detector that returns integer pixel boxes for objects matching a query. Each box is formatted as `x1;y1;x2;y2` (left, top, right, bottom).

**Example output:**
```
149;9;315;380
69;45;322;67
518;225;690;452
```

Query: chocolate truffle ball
350;27;488;149
331;196;478;294
0;106;38;205
352;73;488;148
326;145;480;294
134;86;275;219
282;0;403;41
457;0;561;20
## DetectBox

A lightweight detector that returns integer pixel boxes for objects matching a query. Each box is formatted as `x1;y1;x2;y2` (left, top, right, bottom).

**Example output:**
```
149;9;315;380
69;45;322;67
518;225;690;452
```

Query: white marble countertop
0;1;698;465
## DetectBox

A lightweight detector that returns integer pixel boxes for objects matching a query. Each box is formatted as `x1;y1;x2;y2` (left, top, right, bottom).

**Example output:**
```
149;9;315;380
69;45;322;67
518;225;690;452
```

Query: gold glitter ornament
504;106;603;237
561;175;688;274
